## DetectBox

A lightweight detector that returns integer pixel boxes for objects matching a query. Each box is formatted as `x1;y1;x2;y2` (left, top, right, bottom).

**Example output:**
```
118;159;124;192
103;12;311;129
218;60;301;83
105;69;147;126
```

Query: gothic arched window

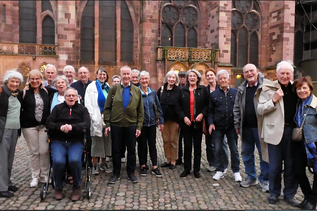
231;0;261;67
161;0;199;47
19;0;36;43
42;16;55;44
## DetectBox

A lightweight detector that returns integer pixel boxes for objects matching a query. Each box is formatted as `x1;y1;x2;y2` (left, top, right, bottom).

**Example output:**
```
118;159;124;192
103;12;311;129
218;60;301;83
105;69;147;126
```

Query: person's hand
272;88;284;103
195;113;203;122
184;117;191;126
60;124;72;133
209;124;215;135
104;127;111;137
159;124;164;132
135;129;141;138
236;128;240;135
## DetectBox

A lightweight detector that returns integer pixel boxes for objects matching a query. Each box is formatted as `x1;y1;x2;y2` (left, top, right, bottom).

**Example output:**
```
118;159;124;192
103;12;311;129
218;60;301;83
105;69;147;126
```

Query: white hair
139;70;150;80
63;65;75;73
3;69;23;84
186;69;202;84
45;64;57;73
120;65;132;75
29;69;44;80
131;69;140;75
216;69;230;80
53;75;69;87
163;70;179;85
276;60;294;73
112;75;121;81
65;87;78;96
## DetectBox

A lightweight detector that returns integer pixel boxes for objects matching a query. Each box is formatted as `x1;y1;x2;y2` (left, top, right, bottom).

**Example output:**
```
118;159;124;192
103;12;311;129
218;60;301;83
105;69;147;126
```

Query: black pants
182;125;202;174
111;125;137;176
178;129;184;161
293;140;317;202
137;126;157;167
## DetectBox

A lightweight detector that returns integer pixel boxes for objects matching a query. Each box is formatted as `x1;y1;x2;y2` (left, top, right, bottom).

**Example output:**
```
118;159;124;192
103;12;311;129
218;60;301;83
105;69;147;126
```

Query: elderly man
46;87;90;201
63;65;77;85
233;64;269;192
70;66;91;106
130;69;140;86
208;69;242;182
104;66;144;184
257;61;298;206
43;64;57;89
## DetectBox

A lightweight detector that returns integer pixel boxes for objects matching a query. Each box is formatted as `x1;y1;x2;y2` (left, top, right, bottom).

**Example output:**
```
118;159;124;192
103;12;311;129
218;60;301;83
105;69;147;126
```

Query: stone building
0;0;316;91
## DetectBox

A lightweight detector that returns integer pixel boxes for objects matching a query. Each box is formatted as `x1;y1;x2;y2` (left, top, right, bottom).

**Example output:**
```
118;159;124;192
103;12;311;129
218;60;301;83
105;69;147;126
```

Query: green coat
103;84;144;130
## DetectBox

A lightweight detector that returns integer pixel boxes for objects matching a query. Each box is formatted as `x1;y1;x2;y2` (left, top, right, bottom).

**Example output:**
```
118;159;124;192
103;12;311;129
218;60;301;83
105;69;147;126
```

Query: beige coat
256;80;285;162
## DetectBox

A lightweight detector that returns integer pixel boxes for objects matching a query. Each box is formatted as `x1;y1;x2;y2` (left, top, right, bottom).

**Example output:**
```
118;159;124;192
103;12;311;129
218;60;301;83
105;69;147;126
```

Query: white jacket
85;81;108;137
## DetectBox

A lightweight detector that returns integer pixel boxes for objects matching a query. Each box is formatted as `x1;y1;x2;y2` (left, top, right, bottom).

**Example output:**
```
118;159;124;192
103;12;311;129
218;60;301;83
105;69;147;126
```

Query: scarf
96;79;109;112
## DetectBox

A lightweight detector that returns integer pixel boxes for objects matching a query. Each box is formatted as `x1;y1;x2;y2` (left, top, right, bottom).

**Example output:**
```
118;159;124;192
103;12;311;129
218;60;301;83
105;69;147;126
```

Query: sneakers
128;174;138;183
71;186;81;202
108;174;120;184
140;167;147;177
206;166;216;172
259;181;269;193
92;165;99;175
106;156;112;162
240;178;258;188
121;157;126;163
54;189;63;200
151;168;163;178
30;178;39;188
213;171;225;181
234;172;242;182
100;163;112;174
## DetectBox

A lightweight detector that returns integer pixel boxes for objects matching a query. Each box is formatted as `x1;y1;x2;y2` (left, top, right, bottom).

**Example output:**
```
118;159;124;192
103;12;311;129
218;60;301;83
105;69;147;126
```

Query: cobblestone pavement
0;131;309;210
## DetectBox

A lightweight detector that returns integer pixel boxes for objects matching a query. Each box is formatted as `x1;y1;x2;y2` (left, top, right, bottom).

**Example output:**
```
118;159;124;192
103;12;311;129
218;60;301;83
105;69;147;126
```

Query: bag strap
300;108;310;129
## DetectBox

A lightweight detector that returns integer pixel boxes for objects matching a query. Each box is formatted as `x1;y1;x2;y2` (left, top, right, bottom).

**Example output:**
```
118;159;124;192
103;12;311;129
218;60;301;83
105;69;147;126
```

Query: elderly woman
0;70;23;198
157;70;180;169
293;76;317;210
176;69;209;178
50;75;69;111
204;68;229;172
21;69;52;188
138;71;164;177
85;67;112;175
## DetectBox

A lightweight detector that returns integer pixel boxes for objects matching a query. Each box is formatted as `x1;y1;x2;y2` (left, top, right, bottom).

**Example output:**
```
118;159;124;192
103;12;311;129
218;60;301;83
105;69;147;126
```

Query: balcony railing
0;43;58;56
157;46;219;63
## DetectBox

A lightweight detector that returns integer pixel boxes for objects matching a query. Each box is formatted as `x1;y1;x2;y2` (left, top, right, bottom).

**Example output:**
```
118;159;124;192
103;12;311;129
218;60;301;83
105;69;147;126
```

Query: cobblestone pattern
0;131;309;210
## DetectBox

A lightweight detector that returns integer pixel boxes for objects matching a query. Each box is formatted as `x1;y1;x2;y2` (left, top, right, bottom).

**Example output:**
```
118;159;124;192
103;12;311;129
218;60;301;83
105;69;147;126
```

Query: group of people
0;61;316;210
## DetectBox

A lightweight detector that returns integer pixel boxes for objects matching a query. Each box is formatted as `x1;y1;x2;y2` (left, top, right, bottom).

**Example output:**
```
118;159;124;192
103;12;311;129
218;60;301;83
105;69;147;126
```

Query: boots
54;189;63;200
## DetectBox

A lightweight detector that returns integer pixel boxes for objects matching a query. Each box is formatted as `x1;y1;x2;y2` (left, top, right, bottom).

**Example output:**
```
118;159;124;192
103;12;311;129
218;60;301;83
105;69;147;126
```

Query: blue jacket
295;94;317;144
140;87;164;127
208;87;237;131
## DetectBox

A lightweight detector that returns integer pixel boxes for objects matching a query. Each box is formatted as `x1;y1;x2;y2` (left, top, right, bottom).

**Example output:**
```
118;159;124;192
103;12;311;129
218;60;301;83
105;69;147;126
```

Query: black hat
178;71;186;76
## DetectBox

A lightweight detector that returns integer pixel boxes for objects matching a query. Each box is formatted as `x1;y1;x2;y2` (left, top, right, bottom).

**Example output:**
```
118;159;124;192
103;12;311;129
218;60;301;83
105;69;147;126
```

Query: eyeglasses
29;78;41;81
65;94;78;98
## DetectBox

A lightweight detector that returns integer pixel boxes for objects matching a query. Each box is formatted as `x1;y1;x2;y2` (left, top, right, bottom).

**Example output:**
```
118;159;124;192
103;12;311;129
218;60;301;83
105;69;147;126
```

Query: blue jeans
241;127;269;183
205;134;229;168
212;128;240;173
51;140;84;190
268;126;298;199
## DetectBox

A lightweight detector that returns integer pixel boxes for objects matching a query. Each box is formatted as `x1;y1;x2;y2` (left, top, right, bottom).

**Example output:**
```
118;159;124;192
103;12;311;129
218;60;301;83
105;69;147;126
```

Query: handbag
292;109;309;142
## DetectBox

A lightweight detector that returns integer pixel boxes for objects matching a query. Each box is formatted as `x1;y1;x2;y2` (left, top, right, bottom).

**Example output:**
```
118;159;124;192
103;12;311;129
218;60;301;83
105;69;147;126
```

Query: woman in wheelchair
45;87;90;201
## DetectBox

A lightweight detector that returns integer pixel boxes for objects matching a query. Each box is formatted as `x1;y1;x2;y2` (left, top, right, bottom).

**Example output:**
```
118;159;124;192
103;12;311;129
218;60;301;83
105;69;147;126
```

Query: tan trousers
162;120;179;160
22;126;49;181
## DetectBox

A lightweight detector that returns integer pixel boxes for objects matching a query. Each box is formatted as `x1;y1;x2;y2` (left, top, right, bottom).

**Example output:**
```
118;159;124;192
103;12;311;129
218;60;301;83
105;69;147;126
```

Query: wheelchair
40;129;91;200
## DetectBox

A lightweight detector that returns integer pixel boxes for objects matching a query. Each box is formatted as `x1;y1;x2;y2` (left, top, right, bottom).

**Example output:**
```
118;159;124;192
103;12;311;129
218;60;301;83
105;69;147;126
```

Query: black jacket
0;85;22;142
208;87;237;131
45;101;90;142
20;84;51;128
70;80;92;106
157;83;180;123
176;84;209;129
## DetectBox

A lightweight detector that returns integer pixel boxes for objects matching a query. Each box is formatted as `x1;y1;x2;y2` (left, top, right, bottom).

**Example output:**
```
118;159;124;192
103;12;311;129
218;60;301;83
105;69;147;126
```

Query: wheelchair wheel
40;184;47;201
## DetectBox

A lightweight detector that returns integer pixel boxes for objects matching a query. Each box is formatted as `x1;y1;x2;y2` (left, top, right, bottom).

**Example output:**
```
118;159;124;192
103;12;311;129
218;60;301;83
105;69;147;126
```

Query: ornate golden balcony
0;43;58;56
157;46;219;63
